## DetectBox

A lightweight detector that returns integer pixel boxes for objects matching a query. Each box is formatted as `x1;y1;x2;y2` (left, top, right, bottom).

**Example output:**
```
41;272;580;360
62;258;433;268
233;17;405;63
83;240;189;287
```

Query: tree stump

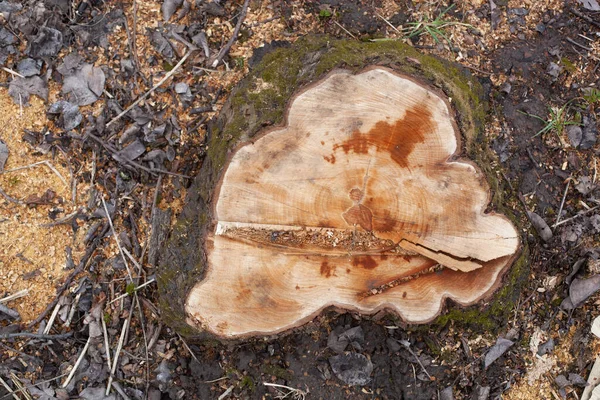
158;37;525;340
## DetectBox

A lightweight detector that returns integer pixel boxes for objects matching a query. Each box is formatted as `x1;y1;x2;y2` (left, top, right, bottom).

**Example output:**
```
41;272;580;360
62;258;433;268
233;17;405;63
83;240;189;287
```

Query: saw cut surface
186;68;520;338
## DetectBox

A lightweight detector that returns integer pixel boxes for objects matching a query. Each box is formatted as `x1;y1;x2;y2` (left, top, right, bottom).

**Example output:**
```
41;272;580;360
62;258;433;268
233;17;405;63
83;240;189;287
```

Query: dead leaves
8;76;48;104
62;64;106;106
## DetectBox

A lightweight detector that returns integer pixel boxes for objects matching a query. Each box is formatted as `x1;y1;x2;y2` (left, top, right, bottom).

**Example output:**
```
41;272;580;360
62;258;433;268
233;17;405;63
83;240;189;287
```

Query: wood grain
186;68;520;338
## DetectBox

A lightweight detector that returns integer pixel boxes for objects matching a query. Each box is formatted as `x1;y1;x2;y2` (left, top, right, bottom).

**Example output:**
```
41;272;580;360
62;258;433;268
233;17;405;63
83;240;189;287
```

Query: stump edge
157;35;529;340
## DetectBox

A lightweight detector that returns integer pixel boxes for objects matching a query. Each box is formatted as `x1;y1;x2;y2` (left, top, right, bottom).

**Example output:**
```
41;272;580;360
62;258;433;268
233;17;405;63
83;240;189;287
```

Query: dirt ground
1;0;600;399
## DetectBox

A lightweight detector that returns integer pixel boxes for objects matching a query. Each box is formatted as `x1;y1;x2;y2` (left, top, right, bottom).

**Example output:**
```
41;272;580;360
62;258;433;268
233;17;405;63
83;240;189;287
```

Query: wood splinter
185;67;520;338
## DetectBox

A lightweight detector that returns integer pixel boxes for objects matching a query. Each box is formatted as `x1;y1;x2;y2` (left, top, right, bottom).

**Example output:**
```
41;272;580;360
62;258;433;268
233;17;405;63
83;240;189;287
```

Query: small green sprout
240;375;254;391
319;9;332;19
519;102;579;140
126;282;136;296
403;5;473;47
582;87;600;105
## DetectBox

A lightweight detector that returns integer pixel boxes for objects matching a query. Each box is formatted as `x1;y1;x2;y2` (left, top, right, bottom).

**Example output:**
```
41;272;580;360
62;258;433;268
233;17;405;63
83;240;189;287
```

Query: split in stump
186;67;520;338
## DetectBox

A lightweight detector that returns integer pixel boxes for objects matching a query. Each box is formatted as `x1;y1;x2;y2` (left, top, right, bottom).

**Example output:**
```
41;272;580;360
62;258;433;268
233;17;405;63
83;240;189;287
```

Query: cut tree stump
158;37;525;340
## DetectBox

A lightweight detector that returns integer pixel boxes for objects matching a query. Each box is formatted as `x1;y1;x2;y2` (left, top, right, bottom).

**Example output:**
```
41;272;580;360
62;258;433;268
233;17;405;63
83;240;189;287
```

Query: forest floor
0;0;600;399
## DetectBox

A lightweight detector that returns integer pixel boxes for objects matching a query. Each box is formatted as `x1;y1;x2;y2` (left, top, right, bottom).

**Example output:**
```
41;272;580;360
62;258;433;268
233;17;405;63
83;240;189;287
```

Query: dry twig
333;20;358;40
0;332;73;340
106;303;133;395
102;196;134;282
208;0;250;68
555;179;571;227
569;7;600;29
106;50;194;127
62;336;91;388
28;222;106;328
3;160;68;187
0;289;28;304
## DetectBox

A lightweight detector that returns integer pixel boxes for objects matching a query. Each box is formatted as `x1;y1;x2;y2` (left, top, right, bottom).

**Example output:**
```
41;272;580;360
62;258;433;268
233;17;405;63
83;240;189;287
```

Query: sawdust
504;325;577;400
0;86;87;323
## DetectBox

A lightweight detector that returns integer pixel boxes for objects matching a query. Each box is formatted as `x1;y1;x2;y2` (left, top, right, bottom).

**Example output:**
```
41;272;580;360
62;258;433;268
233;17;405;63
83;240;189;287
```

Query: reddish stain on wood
328;104;431;168
323;154;336;164
320;261;335;277
351;255;378;270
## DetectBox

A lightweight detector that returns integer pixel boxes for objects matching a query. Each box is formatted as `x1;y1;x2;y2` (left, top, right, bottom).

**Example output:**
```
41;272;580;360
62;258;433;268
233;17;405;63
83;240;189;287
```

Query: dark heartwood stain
320;261;336;277
351;255;378;270
327;104;431;168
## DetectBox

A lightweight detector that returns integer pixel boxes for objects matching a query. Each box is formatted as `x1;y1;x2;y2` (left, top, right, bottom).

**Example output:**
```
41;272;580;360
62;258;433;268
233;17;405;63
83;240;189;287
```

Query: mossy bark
157;35;529;339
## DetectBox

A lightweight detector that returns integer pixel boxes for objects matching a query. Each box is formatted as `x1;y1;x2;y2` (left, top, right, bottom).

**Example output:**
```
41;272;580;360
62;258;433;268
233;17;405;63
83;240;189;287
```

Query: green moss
261;364;293;381
422;336;441;355
240;375;255;391
560;57;577;74
430;245;529;333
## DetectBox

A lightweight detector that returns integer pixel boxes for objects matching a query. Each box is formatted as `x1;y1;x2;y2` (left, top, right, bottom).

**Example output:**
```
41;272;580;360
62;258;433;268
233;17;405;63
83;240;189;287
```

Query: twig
566;37;592;52
28;223;106;328
333;20;358;40
151;174;163;219
132;0;139;61
106;49;194;127
461;63;492;75
399;340;432;380
0;187;23;204
375;12;402;35
141;173;164;264
2;67;24;78
0;289;29;304
42;302;61;335
0;376;20;400
3;160;68;187
62;336;91;388
40;210;81;228
2;160;44;172
0;304;19;320
122;247;143;274
86;133;191;178
41;161;69;187
86;133;155;175
107;278;156;305
64;291;82;327
263;383;308;399
0;373;69;400
102;196;134;282
147;322;162;351
204;376;228;384
569;7;600;29
209;0;250;68
106;305;132;396
217;386;234;400
122;9;146;87
192;66;223;74
0;332;73;340
102;311;112;369
111;381;132;400
248;15;280;27
555;179;570;227
178;334;199;362
553;206;599;228
170;30;198;51
133;293;151;395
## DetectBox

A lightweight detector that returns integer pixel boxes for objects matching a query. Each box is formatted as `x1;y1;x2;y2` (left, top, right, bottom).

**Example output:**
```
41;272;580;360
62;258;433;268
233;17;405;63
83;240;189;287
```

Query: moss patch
157;34;527;339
